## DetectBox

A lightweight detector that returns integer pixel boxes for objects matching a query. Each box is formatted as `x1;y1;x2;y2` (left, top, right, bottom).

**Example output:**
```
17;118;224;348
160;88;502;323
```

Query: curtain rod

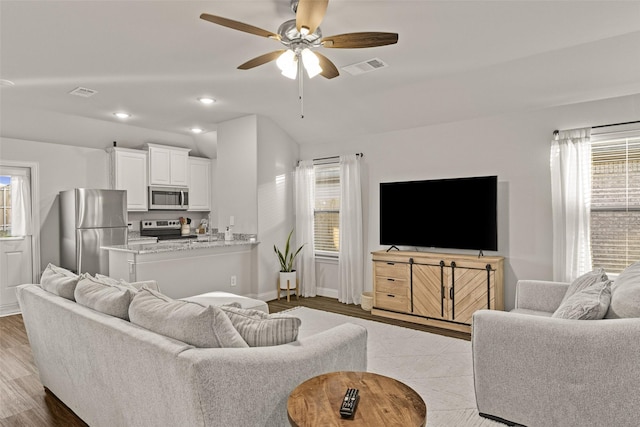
297;153;363;166
553;120;640;136
313;153;363;162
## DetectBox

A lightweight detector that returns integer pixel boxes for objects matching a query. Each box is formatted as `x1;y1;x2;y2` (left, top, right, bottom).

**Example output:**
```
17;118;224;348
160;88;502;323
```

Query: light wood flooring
0;296;469;426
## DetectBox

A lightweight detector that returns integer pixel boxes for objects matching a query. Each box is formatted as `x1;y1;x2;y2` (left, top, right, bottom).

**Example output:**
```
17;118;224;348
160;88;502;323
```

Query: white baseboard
0;302;21;317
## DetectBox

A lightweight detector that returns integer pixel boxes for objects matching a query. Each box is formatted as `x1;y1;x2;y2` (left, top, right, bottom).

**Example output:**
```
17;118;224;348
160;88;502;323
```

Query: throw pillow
40;263;80;300
74;274;136;320
605;261;640;319
94;273;160;292
561;268;609;304
128;287;248;348
218;305;301;347
552;280;612;320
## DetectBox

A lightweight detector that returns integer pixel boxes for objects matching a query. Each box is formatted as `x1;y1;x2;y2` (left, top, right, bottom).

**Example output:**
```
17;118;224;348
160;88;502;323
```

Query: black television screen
380;175;498;251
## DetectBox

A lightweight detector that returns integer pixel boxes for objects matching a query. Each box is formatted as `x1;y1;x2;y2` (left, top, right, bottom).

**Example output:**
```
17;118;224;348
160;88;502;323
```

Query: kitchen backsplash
127;211;210;232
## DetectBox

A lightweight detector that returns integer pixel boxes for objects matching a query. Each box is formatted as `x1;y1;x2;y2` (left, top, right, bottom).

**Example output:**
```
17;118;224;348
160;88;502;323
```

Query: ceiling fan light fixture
277;49;298;79
301;48;322;78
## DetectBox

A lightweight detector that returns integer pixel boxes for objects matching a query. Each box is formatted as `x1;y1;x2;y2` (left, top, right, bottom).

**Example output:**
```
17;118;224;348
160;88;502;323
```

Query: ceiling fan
200;0;398;80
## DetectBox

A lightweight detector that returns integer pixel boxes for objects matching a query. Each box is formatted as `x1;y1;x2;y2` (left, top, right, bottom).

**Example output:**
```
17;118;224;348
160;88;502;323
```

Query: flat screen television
380;175;498;251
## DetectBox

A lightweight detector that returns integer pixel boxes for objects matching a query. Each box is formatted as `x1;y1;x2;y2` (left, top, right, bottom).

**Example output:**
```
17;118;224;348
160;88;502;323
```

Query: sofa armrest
182;323;367;427
514;279;570;312
472;310;640;427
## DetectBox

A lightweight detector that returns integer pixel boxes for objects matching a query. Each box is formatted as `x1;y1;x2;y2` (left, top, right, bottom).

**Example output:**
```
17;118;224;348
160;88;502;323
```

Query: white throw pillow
94;273;160;292
552;280;612;320
129;287;248;348
40;263;80;300
605;261;640;319
218;305;301;347
561;268;609;304
74;274;136;320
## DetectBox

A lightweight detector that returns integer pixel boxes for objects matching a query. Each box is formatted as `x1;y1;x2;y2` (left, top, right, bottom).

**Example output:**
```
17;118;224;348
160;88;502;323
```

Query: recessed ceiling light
0;79;16;87
113;112;131;119
191;128;204;134
198;97;216;105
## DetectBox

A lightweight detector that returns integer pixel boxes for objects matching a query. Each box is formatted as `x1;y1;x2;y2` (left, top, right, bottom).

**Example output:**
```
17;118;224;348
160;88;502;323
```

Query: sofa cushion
218;306;301;347
552;280;612;320
40;263;80;300
561;268;609;304
129;287;248;348
605;261;640;319
94;273;160;292
74;274;136;320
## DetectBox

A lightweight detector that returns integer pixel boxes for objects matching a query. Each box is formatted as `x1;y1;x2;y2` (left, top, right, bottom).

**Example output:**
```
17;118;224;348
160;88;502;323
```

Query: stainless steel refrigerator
60;188;127;275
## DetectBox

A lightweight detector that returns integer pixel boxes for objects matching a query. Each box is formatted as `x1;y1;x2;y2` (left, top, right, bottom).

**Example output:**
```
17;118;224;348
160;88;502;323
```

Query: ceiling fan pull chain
298;58;304;119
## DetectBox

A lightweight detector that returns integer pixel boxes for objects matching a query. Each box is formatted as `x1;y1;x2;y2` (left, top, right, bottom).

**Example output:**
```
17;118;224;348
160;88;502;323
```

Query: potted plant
274;228;304;291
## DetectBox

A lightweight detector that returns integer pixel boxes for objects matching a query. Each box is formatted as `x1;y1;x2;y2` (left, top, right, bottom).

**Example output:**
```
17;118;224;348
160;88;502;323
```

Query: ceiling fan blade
237;50;287;70
321;32;398;49
314;52;339;79
295;0;328;35
200;13;280;40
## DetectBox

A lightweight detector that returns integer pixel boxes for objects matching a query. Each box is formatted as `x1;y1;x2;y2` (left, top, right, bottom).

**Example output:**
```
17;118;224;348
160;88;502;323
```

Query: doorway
0;162;40;316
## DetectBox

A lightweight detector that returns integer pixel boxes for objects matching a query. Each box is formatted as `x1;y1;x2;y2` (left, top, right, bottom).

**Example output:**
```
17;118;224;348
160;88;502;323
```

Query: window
314;164;340;256
0;176;11;237
590;134;640;274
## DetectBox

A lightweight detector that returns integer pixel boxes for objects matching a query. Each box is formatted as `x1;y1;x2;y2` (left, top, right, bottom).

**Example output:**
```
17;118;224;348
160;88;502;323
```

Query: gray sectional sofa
472;262;640;427
17;280;367;427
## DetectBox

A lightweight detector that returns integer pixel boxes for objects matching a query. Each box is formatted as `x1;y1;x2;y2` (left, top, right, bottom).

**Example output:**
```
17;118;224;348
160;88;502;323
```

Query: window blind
314;164;340;253
590;135;640;273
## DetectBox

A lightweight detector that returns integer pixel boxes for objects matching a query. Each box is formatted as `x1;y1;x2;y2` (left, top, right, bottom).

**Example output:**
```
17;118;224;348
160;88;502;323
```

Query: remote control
339;388;360;418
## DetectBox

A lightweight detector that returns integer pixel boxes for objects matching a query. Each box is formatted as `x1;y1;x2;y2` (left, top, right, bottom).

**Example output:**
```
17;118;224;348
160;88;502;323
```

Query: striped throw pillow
219;306;301;347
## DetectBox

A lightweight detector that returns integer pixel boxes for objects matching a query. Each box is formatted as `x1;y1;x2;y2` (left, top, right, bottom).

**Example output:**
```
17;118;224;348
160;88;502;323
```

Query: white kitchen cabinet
107;147;148;211
146;143;190;186
188;157;212;211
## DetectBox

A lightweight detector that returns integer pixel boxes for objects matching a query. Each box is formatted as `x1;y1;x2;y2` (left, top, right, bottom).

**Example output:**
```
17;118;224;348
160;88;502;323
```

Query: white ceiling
2;1;640;157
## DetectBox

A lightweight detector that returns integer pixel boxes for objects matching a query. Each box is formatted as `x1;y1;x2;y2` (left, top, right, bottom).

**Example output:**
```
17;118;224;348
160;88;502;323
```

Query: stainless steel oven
148;186;189;210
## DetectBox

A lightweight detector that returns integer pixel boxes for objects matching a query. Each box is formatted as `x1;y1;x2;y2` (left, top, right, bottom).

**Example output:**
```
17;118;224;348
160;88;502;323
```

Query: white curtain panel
294;160;317;297
11;174;32;237
550;128;592;282
338;154;364;304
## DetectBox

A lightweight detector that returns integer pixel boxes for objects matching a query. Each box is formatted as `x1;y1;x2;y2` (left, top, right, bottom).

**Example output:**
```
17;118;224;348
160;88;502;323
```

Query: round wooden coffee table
287;371;426;427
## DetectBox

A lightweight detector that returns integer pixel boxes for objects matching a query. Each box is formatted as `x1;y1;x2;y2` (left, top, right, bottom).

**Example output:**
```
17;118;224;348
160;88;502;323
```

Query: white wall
216;115;258;235
0;137;109;272
299;93;640;310
256;116;299;299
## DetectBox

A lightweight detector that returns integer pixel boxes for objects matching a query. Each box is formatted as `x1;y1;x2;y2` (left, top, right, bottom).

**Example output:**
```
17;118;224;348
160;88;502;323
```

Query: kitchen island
102;236;259;299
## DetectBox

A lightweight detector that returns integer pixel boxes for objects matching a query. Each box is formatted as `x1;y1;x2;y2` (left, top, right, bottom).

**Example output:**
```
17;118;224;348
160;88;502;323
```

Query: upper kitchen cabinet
188;157;212;211
146;143;190;186
107;147;148;211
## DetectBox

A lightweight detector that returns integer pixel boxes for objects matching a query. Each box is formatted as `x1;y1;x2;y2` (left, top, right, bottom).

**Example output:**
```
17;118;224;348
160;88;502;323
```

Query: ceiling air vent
68;86;98;98
342;58;389;76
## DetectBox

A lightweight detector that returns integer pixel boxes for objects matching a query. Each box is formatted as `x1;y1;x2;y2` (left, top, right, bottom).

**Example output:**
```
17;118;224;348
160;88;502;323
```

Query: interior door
0;166;34;315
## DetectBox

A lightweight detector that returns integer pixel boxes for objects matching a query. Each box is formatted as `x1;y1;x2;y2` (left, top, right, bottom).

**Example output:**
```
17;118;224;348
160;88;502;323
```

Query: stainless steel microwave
148;186;189;210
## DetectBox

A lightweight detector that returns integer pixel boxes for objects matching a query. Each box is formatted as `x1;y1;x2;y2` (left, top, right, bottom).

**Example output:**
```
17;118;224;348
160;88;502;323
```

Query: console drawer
374;277;409;296
374;261;409;280
375;292;410;312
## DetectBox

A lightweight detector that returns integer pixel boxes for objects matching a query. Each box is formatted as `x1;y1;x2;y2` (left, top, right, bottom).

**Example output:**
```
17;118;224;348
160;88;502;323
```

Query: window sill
0;236;25;241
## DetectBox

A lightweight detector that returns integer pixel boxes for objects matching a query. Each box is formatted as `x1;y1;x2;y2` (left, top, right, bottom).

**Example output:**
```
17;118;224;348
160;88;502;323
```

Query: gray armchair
472;279;640;427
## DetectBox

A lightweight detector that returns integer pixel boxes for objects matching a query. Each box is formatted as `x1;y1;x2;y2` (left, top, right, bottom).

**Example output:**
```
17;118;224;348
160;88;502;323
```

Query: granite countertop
103;235;258;255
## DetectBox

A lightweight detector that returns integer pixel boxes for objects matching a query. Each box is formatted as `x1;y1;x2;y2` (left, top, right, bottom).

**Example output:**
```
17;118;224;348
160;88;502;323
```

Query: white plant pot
279;271;297;290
